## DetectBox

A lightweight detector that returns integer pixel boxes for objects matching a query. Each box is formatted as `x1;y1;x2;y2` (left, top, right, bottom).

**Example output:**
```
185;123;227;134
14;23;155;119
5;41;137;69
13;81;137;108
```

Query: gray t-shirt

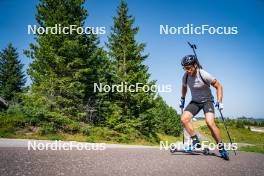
182;69;215;103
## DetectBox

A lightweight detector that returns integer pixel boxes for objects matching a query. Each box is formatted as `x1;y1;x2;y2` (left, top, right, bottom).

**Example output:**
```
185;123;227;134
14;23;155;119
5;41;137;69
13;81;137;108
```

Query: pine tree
25;0;110;122
0;43;26;101
107;0;156;135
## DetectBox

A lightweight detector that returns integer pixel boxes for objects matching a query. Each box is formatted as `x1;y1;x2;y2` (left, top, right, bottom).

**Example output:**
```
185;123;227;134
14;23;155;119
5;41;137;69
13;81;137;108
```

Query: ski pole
219;109;237;155
187;42;197;57
187;41;203;68
181;108;184;144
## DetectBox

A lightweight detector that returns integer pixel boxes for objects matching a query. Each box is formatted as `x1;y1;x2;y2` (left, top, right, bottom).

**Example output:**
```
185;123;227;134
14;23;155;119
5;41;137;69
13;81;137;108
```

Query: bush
39;122;56;135
84;127;121;142
81;125;93;135
6;104;24;116
235;120;245;128
0;112;26;129
65;122;80;133
1;94;83;135
0;126;16;137
19;94;50;120
113;119;141;134
45;112;80;133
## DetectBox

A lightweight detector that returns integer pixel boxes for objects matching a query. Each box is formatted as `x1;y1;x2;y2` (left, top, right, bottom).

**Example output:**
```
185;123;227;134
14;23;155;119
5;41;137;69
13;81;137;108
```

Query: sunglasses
183;66;194;71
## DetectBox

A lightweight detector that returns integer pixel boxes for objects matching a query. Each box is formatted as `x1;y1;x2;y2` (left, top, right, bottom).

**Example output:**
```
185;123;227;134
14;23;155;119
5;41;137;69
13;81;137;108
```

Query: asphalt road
0;139;263;176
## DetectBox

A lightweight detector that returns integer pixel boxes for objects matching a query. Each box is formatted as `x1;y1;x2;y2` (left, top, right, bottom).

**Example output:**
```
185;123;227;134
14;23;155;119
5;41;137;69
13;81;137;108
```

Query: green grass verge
0;127;182;146
198;121;264;154
3;114;263;154
238;145;264;154
0;113;183;146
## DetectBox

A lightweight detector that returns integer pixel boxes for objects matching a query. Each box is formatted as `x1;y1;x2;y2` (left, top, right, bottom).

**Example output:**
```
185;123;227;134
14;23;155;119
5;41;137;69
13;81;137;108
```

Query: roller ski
170;143;210;155
170;134;210;155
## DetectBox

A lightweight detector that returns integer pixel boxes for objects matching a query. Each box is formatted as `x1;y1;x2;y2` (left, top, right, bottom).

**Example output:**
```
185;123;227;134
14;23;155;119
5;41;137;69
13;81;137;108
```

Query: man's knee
206;120;216;129
205;113;217;128
206;119;218;129
181;117;187;124
181;111;192;124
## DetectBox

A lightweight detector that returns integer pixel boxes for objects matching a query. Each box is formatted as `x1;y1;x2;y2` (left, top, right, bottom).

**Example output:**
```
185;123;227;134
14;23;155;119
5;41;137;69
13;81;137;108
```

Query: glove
215;102;224;110
179;97;185;109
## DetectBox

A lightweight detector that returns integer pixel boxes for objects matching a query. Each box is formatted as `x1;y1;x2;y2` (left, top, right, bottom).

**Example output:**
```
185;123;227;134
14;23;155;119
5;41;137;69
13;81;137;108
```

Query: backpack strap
198;69;210;87
185;73;188;85
185;70;210;87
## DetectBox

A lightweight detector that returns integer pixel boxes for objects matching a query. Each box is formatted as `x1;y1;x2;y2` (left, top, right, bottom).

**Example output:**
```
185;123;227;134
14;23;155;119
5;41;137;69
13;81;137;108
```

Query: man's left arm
211;79;224;110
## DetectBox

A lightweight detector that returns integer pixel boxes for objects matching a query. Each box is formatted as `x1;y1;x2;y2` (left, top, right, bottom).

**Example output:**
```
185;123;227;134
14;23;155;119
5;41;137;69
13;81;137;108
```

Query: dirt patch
15;126;39;135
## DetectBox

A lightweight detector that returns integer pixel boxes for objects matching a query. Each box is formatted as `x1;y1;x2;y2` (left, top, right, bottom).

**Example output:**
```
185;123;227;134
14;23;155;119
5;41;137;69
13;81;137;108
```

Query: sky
0;0;264;118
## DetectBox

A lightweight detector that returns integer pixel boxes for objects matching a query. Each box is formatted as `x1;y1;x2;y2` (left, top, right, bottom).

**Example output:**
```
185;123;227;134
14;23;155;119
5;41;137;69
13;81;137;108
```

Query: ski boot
184;134;201;152
218;142;230;160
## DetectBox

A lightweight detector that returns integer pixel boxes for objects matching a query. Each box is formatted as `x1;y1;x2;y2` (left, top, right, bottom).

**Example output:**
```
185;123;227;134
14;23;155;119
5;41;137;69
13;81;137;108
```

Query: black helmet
181;55;197;66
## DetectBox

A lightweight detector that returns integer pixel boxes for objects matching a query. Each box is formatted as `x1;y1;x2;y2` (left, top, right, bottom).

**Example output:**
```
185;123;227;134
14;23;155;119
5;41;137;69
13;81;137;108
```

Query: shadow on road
171;151;219;158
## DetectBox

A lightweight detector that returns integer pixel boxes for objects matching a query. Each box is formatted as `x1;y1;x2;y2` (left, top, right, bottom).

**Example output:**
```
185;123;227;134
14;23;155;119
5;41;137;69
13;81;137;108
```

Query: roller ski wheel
170;148;177;153
170;144;178;153
202;148;210;155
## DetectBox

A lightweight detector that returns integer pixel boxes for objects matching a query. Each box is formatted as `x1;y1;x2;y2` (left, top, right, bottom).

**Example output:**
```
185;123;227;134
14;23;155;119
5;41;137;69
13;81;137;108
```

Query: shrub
19;94;51;120
80;125;93;135
39;122;56;135
235;120;245;128
6;104;24;116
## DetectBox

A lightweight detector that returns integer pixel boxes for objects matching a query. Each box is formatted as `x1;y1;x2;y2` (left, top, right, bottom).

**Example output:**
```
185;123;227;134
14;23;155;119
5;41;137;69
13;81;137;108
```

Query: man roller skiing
179;54;229;160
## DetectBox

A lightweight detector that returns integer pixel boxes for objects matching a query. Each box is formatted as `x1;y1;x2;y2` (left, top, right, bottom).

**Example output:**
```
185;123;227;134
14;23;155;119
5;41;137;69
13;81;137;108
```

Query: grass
157;133;182;144
199;122;264;144
1;114;263;154
0;120;165;146
0;121;183;148
0;122;184;147
238;145;264;154
196;120;264;154
0;129;174;146
0;112;184;146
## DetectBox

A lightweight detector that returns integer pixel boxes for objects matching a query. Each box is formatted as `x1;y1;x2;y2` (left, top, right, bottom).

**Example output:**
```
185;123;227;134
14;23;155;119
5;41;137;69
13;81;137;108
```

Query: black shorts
184;101;215;116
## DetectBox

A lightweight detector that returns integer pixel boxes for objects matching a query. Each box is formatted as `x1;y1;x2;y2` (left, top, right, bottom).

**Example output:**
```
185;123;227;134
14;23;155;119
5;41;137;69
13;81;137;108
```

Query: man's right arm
179;83;187;109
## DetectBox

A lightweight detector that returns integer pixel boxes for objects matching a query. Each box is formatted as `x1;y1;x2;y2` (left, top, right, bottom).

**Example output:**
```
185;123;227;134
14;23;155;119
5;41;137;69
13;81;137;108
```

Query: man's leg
182;102;202;148
204;112;222;143
205;112;229;159
181;111;195;136
182;101;201;136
